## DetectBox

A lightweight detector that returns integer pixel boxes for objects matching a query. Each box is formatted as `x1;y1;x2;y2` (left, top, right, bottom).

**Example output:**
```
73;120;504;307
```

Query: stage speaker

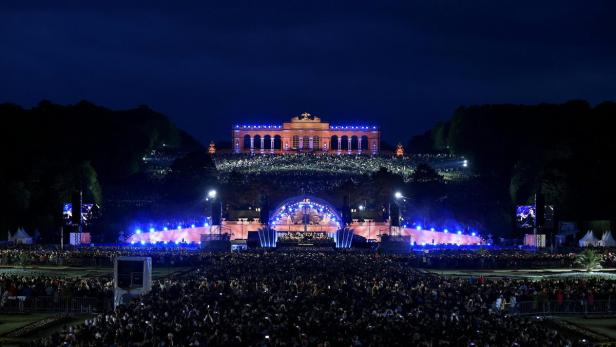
390;203;400;227
71;190;82;225
535;192;545;229
211;200;222;225
114;256;152;307
259;196;269;223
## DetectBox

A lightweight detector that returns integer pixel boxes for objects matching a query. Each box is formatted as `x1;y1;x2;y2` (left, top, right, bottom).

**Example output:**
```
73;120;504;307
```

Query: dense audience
0;274;113;307
3;246;616;269
214;153;467;184
25;251;615;346
0;247;203;267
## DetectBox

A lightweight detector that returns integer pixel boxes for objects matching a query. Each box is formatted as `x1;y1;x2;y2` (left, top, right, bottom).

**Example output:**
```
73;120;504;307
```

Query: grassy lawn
0;313;53;336
559;317;616;340
0;313;93;346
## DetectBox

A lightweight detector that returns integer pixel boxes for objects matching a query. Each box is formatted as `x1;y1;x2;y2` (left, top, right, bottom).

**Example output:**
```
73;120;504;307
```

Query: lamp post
389;191;405;236
207;189;222;235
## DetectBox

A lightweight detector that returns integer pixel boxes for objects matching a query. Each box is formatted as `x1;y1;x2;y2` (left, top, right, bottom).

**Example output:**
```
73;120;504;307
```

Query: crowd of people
214;153;466;183
0;247;203;267
3;246;616;270
26;250;614;346
0;274;113;306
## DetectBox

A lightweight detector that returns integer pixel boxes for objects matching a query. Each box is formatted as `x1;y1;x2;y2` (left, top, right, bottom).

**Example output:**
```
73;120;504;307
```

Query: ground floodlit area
2;249;615;346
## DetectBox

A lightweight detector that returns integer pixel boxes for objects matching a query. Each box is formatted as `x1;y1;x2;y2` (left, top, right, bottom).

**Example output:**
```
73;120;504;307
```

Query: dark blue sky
1;0;615;144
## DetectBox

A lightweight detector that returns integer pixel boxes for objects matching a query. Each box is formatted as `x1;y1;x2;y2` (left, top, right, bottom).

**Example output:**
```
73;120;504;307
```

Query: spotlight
140;240;145;245
394;191;403;199
457;230;462;235
207;189;217;199
416;225;422;231
135;229;141;234
471;232;476;236
163;227;168;231
149;227;155;233
444;229;449;233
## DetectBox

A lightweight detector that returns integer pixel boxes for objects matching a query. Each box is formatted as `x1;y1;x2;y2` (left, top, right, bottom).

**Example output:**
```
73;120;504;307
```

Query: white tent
8;227;33;245
600;231;616;247
578;230;599;247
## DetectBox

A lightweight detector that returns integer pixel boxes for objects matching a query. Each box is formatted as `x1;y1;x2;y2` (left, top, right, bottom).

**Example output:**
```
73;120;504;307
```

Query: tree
411;163;443;183
575;249;602;272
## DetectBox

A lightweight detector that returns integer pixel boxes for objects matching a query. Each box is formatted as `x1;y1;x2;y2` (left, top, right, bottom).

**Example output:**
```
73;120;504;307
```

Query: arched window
243;134;251;150
264;135;272;149
254;135;261;149
351;136;359;150
361;136;369;150
341;136;349;150
331;135;338;150
292;135;300;149
274;135;282;149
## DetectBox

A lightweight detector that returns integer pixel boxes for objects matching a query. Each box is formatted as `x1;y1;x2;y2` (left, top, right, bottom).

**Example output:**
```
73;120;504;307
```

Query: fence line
506;299;615;315
1;295;113;314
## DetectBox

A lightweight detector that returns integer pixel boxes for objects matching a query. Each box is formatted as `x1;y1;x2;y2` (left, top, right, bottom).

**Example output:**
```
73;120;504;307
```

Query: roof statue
395;143;405;157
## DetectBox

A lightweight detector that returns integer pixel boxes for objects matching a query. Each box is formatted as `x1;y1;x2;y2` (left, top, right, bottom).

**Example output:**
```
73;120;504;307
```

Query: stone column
260;136;265;152
347;137;352;154
299;136;303;150
358;136;362;154
250;136;254;151
270;137;275;152
309;137;314;150
337;137;342;153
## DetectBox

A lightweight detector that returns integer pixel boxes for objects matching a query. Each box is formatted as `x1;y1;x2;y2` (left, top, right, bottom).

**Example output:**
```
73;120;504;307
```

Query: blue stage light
471;232;476;236
135;229;141;234
140;240;145;245
149;227;155;233
457;230;462;235
191;224;196;228
430;227;435;231
444;229;449;233
130;241;135;245
177;225;182;230
163;241;168;245
416;225;422;230
163;227;168;231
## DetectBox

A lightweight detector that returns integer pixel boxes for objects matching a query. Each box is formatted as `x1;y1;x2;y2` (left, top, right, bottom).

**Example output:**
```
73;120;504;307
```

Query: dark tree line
0;100;203;241
409;100;616;233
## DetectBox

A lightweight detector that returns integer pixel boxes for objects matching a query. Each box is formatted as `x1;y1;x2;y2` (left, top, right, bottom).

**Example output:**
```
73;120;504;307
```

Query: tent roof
13;228;32;239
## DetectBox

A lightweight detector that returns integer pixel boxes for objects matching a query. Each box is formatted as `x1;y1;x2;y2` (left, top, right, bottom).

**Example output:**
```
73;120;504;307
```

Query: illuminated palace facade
232;112;381;154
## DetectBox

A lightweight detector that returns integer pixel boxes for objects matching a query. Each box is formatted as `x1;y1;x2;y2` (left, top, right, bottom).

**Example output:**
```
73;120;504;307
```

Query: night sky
2;1;615;144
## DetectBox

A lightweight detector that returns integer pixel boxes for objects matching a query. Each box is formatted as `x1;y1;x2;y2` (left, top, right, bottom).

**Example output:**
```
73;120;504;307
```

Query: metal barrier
512;300;615;315
0;296;112;313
